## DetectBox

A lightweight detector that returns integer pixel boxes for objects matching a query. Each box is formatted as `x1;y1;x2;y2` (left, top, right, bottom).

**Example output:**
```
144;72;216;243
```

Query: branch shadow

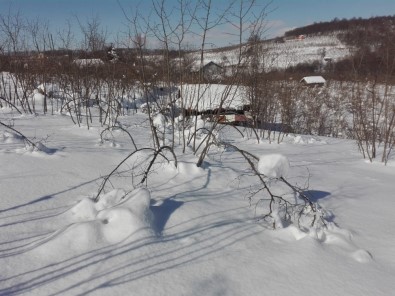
0;207;256;296
150;199;184;235
0;176;102;215
303;190;331;203
0;157;258;295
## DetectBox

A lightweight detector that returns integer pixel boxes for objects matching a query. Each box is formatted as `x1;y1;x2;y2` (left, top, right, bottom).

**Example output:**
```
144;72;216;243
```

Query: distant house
300;76;326;87
73;58;104;68
202;61;223;76
191;61;223;81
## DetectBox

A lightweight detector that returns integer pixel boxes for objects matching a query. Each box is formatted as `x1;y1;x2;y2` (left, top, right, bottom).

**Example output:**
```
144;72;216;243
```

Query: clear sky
0;0;394;48
268;0;395;36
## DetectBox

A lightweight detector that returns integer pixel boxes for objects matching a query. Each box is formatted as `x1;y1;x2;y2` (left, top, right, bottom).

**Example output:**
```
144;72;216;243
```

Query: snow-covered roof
180;84;246;111
73;59;104;67
190;60;222;72
300;76;326;84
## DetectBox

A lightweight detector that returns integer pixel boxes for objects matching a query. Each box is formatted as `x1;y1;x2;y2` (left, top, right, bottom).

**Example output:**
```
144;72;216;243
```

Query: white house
73;58;105;68
300;76;326;87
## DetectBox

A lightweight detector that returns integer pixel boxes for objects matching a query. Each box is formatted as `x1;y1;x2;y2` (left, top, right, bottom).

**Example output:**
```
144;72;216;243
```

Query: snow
301;75;326;84
188;33;351;71
153;113;167;130
257;154;290;178
72;58;105;68
1;103;395;295
180;84;247;111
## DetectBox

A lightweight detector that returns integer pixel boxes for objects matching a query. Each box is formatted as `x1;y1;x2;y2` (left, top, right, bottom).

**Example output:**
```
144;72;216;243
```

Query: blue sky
0;0;394;48
268;0;395;35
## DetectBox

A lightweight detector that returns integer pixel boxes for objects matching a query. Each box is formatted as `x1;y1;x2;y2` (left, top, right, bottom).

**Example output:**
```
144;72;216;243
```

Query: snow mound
32;188;154;262
95;188;127;211
195;116;205;130
187;116;206;134
312;222;373;263
272;221;372;264
153;113;167;129
33;220;104;259
258;154;290;178
275;225;308;241
291;135;327;145
351;249;373;263
98;207;149;244
1;130;57;155
28;142;57;154
31;90;45;105
1;130;24;144
97;137;122;148
177;161;204;177
14;141;58;157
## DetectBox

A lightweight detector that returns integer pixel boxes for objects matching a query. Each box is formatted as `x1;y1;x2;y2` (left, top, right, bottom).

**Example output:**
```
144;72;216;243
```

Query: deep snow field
1;106;395;296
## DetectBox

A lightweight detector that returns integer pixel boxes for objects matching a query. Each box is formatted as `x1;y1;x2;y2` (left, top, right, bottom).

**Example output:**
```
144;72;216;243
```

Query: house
73;58;104;68
191;61;223;81
300;76;326;87
202;61;223;79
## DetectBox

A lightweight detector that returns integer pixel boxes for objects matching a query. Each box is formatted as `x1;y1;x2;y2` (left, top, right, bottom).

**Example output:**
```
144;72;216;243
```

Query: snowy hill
263;34;351;70
186;33;351;71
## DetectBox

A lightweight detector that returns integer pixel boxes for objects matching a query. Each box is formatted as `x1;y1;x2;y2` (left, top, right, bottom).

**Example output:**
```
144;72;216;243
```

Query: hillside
188;15;395;77
186;33;350;73
284;15;395;39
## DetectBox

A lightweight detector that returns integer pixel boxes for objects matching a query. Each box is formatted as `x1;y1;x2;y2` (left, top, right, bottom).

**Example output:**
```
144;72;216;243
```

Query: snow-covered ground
188;33;351;71
1;103;394;295
264;34;351;70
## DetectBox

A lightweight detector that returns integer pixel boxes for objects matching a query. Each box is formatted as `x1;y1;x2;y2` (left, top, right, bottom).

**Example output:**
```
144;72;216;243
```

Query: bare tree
351;79;395;164
195;0;270;166
0;8;25;53
190;0;232;153
148;0;199;150
57;19;75;50
27;17;54;53
76;15;108;52
120;3;163;149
